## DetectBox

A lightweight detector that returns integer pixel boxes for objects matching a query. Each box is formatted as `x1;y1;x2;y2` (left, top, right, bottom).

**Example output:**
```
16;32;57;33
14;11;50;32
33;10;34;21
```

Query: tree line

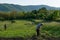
0;7;60;21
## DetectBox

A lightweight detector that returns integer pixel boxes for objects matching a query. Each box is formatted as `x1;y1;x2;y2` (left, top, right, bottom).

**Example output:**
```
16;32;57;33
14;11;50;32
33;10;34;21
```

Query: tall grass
0;20;60;38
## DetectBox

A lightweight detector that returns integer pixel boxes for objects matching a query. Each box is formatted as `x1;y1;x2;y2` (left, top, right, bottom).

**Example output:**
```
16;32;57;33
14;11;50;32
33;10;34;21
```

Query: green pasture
0;20;60;38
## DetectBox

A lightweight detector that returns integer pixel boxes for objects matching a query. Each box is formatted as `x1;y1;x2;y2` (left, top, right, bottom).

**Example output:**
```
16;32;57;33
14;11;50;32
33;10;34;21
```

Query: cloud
0;0;60;7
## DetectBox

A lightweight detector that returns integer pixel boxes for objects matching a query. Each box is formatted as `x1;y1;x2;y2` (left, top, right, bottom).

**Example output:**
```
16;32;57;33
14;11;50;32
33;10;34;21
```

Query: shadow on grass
0;35;60;40
0;37;24;40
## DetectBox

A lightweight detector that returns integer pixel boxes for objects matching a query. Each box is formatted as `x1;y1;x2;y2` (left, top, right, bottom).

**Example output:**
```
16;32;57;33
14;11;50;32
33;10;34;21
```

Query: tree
9;11;17;20
31;10;37;14
38;7;48;19
46;10;59;20
52;10;59;20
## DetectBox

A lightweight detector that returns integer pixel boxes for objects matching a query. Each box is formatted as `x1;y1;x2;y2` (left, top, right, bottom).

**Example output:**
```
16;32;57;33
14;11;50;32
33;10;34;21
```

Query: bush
11;20;16;23
0;17;5;21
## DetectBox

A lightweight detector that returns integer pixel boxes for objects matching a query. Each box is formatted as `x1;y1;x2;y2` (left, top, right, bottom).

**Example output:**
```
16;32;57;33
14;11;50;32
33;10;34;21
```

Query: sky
0;0;60;7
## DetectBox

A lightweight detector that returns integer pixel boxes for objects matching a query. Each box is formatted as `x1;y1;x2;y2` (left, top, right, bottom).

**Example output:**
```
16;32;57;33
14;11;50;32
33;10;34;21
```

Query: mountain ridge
0;4;60;12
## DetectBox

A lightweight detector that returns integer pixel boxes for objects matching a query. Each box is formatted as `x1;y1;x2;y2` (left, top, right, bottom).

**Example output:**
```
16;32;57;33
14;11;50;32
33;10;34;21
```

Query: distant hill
0;4;60;12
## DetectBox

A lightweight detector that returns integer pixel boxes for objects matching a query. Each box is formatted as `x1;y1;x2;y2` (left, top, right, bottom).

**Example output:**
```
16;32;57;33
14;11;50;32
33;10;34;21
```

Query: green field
0;20;60;38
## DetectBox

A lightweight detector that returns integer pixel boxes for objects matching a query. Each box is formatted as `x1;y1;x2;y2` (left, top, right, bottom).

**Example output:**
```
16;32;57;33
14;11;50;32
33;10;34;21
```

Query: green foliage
0;17;5;21
31;10;37;14
38;7;48;14
0;7;60;21
46;10;60;20
38;7;48;19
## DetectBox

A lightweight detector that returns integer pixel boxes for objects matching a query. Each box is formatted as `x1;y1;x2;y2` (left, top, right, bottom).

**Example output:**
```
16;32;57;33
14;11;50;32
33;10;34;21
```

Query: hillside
0;4;60;12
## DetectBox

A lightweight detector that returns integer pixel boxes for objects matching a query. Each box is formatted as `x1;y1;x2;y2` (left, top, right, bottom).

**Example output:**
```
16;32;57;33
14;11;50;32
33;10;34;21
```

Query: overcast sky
0;0;60;7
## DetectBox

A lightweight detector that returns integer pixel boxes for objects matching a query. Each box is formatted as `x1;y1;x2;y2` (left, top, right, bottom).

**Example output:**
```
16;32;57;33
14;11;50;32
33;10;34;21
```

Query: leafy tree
31;10;37;14
38;7;48;19
9;11;17;20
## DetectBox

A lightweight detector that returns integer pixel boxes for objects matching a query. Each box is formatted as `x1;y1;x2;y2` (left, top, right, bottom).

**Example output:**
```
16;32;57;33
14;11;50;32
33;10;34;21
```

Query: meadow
0;20;36;38
0;20;60;40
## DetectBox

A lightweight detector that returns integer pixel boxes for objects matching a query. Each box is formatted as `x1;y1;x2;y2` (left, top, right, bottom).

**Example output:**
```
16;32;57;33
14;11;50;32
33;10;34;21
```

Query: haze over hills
0;4;60;12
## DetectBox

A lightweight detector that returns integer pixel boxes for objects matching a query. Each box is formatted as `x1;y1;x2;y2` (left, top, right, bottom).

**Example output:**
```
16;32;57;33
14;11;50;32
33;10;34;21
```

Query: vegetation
0;20;35;38
0;7;60;21
0;7;60;40
0;20;60;40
